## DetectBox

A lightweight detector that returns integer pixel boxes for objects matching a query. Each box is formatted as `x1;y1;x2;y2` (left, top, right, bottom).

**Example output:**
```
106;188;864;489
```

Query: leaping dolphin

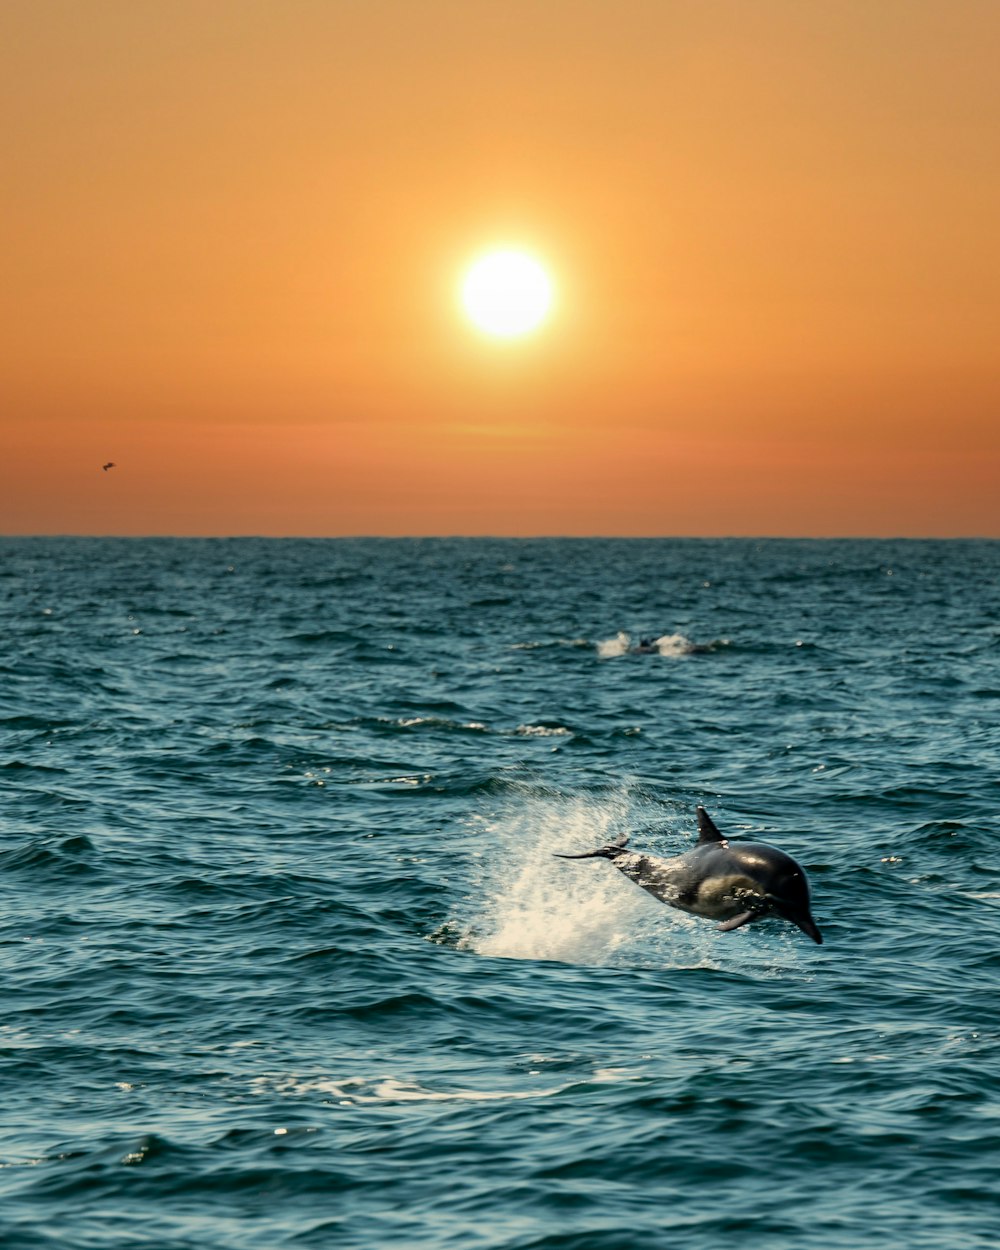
557;806;822;944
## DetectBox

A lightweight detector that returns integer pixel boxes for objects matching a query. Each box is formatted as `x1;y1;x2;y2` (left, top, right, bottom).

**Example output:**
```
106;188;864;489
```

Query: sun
460;249;554;338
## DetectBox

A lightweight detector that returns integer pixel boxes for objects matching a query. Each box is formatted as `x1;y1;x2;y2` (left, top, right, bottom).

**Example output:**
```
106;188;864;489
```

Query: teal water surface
1;538;998;1249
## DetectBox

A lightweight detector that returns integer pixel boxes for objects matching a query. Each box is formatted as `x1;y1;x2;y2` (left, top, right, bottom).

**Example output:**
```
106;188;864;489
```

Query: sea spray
457;787;713;967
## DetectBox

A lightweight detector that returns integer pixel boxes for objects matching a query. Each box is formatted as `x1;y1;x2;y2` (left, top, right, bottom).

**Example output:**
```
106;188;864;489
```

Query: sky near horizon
2;0;998;537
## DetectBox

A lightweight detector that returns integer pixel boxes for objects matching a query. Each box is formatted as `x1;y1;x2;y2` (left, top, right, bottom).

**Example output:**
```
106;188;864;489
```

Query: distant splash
595;631;633;658
596;631;724;658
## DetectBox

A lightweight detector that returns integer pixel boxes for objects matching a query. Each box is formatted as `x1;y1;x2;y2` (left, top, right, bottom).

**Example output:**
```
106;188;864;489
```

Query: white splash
456;790;716;968
596;631;631;658
596;631;699;658
652;632;696;657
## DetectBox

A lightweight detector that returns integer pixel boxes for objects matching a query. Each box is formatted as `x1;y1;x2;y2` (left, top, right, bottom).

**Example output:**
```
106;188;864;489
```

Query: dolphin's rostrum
557;806;822;944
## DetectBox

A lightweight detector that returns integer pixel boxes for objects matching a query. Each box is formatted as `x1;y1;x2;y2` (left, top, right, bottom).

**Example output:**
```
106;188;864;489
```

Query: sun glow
460;249;554;338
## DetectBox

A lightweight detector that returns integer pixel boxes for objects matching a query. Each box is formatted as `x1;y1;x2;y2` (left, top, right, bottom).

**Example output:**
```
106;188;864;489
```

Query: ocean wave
0;834;101;879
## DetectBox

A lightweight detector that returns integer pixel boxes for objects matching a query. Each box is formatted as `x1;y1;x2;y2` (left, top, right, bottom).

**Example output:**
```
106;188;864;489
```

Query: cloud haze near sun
1;0;997;536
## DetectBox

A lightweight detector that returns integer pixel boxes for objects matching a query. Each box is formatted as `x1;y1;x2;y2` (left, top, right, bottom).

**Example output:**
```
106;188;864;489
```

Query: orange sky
2;0;997;536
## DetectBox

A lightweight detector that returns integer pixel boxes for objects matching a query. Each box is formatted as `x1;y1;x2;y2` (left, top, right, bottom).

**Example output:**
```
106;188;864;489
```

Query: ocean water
1;536;998;1250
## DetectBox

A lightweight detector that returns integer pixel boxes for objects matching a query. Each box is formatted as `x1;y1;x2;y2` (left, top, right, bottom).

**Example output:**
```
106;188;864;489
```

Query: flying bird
102;462;116;471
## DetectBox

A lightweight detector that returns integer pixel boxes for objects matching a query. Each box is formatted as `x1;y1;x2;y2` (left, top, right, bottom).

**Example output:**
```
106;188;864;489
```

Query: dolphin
557;806;822;943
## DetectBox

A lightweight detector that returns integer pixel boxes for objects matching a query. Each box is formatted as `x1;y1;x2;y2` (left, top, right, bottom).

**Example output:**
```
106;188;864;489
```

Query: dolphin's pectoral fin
696;806;725;845
715;910;761;933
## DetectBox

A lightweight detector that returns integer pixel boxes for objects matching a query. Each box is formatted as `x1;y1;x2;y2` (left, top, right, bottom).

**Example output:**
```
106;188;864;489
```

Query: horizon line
2;533;997;543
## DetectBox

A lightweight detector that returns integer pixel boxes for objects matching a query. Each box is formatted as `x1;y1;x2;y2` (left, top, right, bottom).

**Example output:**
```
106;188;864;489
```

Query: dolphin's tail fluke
555;833;630;860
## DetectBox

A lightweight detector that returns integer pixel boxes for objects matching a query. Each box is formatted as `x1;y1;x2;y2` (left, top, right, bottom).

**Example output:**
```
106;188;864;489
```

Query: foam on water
248;1070;640;1105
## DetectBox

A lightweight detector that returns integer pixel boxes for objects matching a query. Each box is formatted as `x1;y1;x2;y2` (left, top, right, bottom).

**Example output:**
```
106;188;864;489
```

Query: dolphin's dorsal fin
696;806;725;844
